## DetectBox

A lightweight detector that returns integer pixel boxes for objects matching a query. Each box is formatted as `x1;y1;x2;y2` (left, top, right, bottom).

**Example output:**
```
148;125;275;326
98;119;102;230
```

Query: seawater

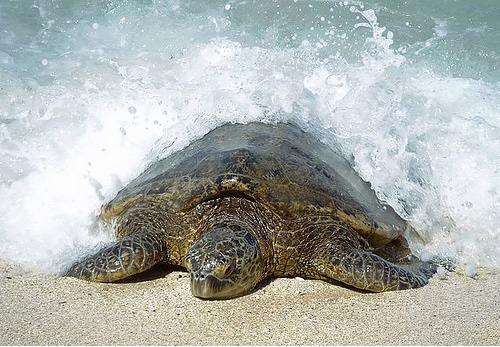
0;0;499;275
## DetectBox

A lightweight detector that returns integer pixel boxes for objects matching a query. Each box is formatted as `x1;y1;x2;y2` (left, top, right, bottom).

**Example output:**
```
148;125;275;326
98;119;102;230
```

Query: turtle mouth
190;274;238;299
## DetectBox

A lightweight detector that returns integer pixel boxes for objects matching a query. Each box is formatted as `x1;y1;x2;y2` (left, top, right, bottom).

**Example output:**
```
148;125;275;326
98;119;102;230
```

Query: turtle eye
213;258;236;279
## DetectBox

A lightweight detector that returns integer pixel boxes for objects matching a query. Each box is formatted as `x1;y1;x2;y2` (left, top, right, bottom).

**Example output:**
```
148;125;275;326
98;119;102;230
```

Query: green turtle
66;122;434;299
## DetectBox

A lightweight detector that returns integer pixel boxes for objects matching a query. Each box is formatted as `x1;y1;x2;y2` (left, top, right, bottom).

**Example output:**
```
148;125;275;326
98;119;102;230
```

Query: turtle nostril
191;272;207;281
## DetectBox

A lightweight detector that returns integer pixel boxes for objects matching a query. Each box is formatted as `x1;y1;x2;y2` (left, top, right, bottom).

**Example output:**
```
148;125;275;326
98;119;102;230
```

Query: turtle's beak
189;273;237;299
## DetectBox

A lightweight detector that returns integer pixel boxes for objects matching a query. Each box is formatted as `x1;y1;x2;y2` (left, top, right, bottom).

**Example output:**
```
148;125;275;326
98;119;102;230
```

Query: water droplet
464;264;477;278
436;266;448;279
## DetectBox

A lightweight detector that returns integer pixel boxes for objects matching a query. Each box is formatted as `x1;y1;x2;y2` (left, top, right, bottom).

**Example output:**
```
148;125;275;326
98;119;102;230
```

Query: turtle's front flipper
308;224;434;292
65;231;166;282
315;245;433;292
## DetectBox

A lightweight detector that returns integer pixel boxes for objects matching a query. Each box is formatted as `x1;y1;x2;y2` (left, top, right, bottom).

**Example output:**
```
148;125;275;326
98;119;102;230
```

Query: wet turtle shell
102;122;408;248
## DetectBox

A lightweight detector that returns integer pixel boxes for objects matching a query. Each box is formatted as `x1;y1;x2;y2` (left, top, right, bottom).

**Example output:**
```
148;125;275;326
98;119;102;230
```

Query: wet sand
0;259;498;345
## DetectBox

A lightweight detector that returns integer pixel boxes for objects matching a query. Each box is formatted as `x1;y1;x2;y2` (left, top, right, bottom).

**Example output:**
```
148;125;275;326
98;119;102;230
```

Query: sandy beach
0;259;498;345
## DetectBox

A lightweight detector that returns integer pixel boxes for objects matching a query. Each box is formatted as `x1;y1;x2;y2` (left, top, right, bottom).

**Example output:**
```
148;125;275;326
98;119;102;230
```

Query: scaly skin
319;248;428;291
272;220;431;292
66;231;166;282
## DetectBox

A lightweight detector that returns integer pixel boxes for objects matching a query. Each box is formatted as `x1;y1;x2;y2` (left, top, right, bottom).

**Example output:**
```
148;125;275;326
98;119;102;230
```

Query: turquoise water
0;0;499;274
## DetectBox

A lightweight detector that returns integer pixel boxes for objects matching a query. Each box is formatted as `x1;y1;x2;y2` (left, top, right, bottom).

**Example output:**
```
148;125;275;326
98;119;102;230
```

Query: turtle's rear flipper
65;231;166;282
315;246;433;292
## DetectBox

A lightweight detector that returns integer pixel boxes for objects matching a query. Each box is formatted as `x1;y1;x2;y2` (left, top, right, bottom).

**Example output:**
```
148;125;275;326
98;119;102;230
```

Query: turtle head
185;223;266;299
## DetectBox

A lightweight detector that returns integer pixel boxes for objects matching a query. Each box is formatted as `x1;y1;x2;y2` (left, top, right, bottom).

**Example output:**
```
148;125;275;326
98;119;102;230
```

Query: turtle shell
102;122;408;248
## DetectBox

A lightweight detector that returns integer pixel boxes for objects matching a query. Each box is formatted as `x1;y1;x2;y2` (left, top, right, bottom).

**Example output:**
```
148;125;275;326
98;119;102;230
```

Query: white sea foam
0;1;498;274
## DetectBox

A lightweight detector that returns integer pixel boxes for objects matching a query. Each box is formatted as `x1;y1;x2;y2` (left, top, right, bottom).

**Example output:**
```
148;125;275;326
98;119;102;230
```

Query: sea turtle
66;122;434;299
